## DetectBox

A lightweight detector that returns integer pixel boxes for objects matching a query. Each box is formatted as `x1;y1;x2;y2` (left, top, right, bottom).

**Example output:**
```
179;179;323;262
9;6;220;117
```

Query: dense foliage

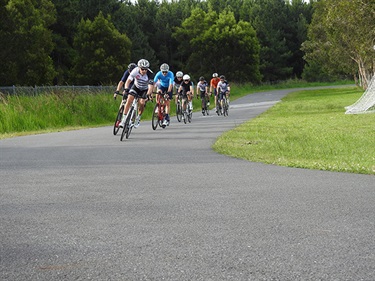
0;0;373;86
302;0;375;88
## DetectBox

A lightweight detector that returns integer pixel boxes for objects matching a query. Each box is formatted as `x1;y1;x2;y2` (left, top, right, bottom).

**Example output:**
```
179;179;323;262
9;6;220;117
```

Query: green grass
213;87;375;175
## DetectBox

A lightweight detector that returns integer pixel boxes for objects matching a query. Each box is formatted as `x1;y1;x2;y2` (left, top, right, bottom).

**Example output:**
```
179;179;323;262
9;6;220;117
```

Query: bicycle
222;94;229;116
201;92;210;116
176;93;183;122
152;91;168;130
181;96;192;124
216;99;222;116
120;95;140;141
113;93;126;135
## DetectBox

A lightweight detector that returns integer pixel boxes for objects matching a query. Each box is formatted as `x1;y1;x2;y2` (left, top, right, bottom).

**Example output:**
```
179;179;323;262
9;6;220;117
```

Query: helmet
137;59;150;68
183;74;190;80
160;63;169;72
128;63;136;71
199;76;204;81
212;73;218;78
220;75;225;79
176;71;183;78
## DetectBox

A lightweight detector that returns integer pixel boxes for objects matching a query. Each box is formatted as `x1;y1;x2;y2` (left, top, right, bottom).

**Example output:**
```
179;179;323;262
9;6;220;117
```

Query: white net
345;75;375;114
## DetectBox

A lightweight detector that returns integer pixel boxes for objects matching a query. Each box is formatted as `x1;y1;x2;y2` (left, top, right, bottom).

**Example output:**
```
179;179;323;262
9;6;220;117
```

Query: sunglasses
184;80;189;82
162;71;167;74
140;68;147;71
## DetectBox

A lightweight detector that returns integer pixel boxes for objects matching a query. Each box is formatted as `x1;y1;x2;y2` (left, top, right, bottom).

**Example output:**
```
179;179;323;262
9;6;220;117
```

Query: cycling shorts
157;86;172;100
199;90;207;99
129;86;148;99
219;91;229;100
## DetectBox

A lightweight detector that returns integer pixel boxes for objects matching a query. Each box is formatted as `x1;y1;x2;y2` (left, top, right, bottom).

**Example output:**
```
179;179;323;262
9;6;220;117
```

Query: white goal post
345;74;375;114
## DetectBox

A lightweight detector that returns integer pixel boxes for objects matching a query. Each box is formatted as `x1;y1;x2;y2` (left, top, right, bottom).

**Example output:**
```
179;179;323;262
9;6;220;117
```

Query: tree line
0;0;373;88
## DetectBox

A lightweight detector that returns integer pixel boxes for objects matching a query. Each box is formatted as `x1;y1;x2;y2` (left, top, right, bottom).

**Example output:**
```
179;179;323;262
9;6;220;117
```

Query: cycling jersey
197;80;208;92
173;77;183;91
128;67;154;91
179;80;193;95
120;69;134;88
217;80;230;93
210;77;220;89
154;71;174;88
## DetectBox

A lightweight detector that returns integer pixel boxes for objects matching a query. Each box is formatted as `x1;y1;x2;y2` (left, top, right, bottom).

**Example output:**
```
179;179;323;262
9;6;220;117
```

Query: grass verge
213;87;375;175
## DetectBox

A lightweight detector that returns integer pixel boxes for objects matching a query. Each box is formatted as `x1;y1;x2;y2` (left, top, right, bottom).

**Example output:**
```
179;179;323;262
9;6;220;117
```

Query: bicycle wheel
176;102;182;122
152;103;159;130
159;105;165;128
201;98;205;116
216;103;221;116
120;110;131;141
113;105;124;135
126;108;135;139
223;98;228;116
187;109;192;123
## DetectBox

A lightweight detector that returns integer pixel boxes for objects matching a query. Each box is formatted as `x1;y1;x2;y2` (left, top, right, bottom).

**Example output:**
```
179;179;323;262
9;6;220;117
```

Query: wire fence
0;85;115;96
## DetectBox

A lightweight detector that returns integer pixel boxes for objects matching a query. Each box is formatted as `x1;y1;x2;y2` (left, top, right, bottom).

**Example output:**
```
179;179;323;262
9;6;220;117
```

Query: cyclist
177;74;194;115
114;62;136;100
209;73;221;113
153;63;174;126
119;59;154;128
196;76;209;115
173;71;184;104
217;75;230;114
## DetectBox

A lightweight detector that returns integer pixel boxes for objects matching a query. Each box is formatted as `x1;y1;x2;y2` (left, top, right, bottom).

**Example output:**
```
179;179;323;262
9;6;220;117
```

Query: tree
302;0;375;88
0;0;56;85
248;0;293;82
284;0;313;78
174;8;261;83
72;12;131;85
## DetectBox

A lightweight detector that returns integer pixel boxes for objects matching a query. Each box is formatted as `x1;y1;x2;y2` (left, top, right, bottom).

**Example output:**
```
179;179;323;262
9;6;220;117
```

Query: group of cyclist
114;59;231;128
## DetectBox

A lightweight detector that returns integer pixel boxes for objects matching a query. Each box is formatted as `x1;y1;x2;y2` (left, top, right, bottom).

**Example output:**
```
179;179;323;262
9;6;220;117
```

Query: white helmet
160;63;169;72
183;74;190;80
137;59;150;68
176;71;183;78
212;73;218;77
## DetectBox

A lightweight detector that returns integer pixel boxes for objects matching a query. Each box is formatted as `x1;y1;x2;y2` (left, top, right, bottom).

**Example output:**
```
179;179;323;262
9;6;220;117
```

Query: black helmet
199;76;204;81
220;75;225;80
128;63;136;71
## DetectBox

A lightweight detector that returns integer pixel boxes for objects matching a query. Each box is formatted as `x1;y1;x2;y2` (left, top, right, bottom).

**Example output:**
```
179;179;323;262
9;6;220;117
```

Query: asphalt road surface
1;89;374;280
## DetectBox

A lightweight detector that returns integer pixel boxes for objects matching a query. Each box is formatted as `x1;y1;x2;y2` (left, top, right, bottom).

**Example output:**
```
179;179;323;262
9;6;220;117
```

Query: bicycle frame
152;92;168;130
120;96;139;140
113;93;127;135
176;94;183;122
201;93;210;116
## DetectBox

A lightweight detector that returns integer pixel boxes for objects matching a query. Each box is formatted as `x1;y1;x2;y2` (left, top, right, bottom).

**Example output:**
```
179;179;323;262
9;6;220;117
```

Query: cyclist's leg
181;91;187;111
182;94;188;121
220;91;224;108
214;88;218;112
138;90;149;115
165;91;172;123
120;92;135;126
200;91;206;113
187;91;193;110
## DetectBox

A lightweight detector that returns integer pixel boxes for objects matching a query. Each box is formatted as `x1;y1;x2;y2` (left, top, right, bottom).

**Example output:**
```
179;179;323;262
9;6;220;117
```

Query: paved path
1;89;374;280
